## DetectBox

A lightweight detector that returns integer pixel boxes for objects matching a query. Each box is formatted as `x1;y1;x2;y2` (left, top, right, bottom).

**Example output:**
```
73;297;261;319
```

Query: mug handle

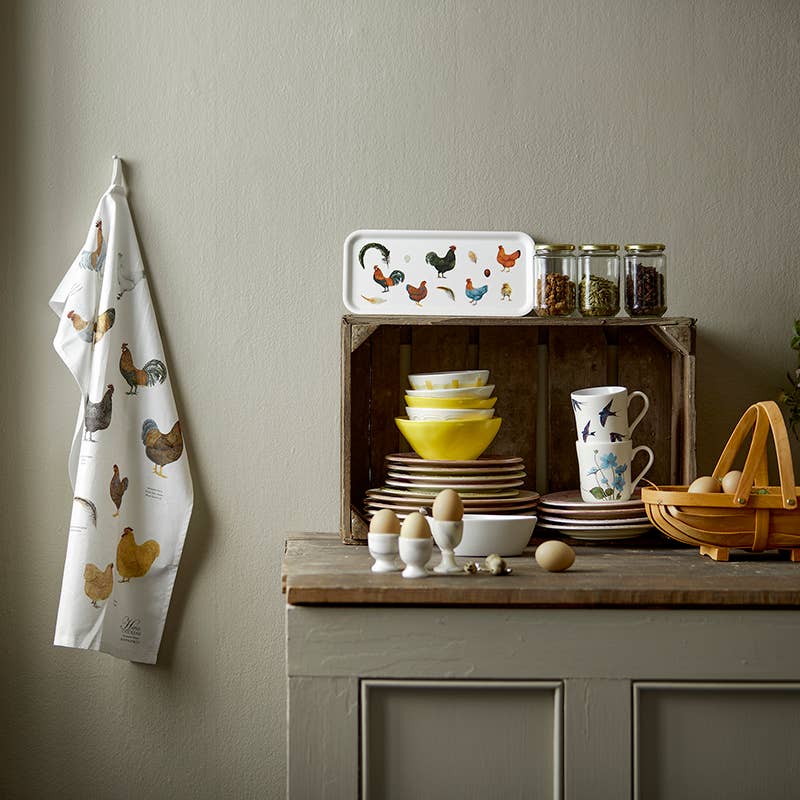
627;391;650;437
629;445;655;491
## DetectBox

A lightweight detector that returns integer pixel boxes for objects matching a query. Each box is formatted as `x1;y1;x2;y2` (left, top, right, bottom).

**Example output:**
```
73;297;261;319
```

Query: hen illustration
83;563;113;607
84;385;114;441
406;281;428;306
79;220;106;272
373;266;405;293
119;343;167;395
116;527;160;581
497;245;521;272
110;464;129;517
425;245;456;278
67;308;115;344
141;419;184;477
465;278;489;305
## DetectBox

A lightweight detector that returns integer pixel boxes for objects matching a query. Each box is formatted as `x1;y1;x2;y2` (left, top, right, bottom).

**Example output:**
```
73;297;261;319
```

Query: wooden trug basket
642;401;800;561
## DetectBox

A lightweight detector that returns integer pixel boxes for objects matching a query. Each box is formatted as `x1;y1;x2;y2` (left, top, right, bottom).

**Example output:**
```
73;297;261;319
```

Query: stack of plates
537;490;652;541
364;453;539;520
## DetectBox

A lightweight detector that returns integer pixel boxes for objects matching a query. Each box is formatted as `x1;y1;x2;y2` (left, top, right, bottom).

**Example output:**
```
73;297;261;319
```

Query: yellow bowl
395;417;502;461
405;396;497;410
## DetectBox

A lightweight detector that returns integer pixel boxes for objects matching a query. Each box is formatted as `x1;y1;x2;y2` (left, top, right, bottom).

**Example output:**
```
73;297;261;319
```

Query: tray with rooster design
343;230;536;316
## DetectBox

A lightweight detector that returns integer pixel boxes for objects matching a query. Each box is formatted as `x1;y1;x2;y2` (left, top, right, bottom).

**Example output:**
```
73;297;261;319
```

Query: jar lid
578;244;619;252
535;244;575;253
624;243;665;253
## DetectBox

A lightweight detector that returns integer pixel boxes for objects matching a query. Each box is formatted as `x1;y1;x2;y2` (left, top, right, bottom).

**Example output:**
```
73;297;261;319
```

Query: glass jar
577;244;620;317
533;244;576;316
624;244;667;317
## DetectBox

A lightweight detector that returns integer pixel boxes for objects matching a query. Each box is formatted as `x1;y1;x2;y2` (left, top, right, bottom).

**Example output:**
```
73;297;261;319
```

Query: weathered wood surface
283;534;800;608
345;314;696;329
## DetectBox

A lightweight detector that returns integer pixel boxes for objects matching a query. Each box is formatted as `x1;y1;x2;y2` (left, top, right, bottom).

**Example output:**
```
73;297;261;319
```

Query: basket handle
712;401;797;509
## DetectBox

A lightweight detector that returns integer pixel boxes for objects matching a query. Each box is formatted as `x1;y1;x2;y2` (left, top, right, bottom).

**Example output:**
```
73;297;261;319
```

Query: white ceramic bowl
453;514;537;557
405;384;495;400
406;406;495;421
408;370;490;391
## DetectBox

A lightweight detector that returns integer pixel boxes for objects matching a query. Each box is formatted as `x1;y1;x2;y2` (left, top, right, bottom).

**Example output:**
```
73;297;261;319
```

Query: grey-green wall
1;1;798;798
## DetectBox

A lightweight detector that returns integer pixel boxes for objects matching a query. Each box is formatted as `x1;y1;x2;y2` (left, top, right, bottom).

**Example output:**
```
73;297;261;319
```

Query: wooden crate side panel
617;328;673;486
408;325;476;375
547;327;609;492
478;326;538;488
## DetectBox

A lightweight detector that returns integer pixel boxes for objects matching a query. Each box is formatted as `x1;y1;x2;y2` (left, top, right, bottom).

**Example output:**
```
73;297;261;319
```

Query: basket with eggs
641;401;800;561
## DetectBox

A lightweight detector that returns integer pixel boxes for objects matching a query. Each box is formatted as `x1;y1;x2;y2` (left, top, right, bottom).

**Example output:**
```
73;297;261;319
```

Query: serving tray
343;230;535;316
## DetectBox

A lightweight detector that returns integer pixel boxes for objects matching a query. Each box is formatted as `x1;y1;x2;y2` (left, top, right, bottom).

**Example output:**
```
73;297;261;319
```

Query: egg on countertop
535;540;575;572
688;475;722;494
400;511;432;539
369;508;401;534
432;488;464;521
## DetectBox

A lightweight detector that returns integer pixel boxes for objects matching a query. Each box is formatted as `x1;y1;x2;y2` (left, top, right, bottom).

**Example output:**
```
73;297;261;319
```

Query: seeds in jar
579;274;619;316
626;263;666;316
536;273;575;316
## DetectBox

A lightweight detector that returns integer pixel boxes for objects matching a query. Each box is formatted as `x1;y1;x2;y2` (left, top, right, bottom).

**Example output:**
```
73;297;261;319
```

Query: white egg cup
368;533;402;573
398;537;433;579
430;519;464;574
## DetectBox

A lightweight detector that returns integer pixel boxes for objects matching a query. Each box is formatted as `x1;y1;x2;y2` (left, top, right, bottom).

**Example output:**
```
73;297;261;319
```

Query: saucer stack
536;490;651;541
364;453;539;521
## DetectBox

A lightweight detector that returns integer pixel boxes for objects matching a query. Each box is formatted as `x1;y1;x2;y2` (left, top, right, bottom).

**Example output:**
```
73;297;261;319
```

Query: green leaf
589;487;606;500
604;487;614;496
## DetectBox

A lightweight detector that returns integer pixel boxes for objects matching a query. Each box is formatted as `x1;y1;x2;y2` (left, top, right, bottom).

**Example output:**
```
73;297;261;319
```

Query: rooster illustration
425;245;457;278
119;343;167;395
373;265;405;292
406;281;427;306
84;385;114;441
465;278;489;305
497;245;521;272
67;308;115;344
79;220;106;272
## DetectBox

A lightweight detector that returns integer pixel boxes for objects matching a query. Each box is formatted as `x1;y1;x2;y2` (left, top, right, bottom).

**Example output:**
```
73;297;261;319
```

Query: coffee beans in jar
534;244;577;316
577;244;620;317
624;244;667;317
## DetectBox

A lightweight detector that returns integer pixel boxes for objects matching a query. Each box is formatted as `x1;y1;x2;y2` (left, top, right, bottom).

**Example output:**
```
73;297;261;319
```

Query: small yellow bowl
405;396;497;410
395;417;502;461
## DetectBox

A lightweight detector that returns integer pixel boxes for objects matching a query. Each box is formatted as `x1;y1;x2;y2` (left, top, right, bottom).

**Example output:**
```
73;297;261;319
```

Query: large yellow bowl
395;417;502;461
404;396;497;410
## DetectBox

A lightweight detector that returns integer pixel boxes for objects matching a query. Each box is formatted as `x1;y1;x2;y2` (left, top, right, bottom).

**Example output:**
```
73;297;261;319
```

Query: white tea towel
49;157;193;663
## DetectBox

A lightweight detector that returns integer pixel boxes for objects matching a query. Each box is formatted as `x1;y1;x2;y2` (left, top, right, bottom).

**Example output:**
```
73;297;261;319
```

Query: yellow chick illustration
84;563;113;607
116;527;160;582
501;283;512;301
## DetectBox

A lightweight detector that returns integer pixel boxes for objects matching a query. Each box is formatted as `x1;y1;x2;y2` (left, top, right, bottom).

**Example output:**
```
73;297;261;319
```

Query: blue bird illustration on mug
598;399;617;427
581;420;595;442
609;432;625;442
572;398;583;412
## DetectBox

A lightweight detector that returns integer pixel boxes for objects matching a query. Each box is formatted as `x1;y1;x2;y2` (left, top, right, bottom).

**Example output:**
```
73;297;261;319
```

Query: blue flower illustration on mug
587;451;627;500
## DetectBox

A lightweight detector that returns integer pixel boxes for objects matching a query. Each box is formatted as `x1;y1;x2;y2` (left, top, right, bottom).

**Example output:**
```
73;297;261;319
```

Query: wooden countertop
283;534;800;608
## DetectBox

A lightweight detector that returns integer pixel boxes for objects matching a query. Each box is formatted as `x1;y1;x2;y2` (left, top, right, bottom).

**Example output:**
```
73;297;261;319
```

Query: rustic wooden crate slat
341;316;696;543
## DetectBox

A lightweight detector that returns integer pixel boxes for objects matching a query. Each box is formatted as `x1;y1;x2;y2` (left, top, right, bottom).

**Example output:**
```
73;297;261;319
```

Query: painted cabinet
283;538;800;799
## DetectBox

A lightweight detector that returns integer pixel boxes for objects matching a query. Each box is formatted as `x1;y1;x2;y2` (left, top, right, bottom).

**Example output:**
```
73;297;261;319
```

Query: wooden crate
341;315;696;543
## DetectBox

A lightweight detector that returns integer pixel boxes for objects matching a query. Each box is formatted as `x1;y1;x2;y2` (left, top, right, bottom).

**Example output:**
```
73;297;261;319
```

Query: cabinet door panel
635;682;800;800
362;680;562;800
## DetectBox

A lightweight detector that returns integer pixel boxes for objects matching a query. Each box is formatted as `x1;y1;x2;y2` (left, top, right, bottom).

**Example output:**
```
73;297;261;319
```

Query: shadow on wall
696;329;800;474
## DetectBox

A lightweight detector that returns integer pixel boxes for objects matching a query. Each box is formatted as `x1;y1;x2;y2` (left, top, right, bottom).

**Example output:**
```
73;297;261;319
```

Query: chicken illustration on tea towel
49;157;193;664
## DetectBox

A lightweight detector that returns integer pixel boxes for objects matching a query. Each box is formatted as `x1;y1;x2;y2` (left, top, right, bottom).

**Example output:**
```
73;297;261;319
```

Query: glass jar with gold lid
577;244;620;317
533;244;576;316
624;244;667;317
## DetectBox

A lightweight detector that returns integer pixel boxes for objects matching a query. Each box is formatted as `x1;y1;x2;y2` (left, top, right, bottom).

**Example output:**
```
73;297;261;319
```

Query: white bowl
406;406;495;421
408;370;490;391
405;384;495;400
453;514;537;557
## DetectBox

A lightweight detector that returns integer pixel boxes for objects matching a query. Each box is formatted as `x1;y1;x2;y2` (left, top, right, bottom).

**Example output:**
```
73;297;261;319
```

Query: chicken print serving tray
343;230;536;316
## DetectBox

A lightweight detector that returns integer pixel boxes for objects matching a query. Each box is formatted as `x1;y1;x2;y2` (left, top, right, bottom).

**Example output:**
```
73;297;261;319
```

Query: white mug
575;439;654;502
571;385;650;443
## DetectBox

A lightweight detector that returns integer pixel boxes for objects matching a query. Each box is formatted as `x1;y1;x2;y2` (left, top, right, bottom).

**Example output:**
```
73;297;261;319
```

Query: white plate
387;471;526;483
388;463;522;475
343;230;535;316
385;478;524;491
536;521;652;540
537;514;650;527
368;487;523;500
540;489;644;510
386;454;523;467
